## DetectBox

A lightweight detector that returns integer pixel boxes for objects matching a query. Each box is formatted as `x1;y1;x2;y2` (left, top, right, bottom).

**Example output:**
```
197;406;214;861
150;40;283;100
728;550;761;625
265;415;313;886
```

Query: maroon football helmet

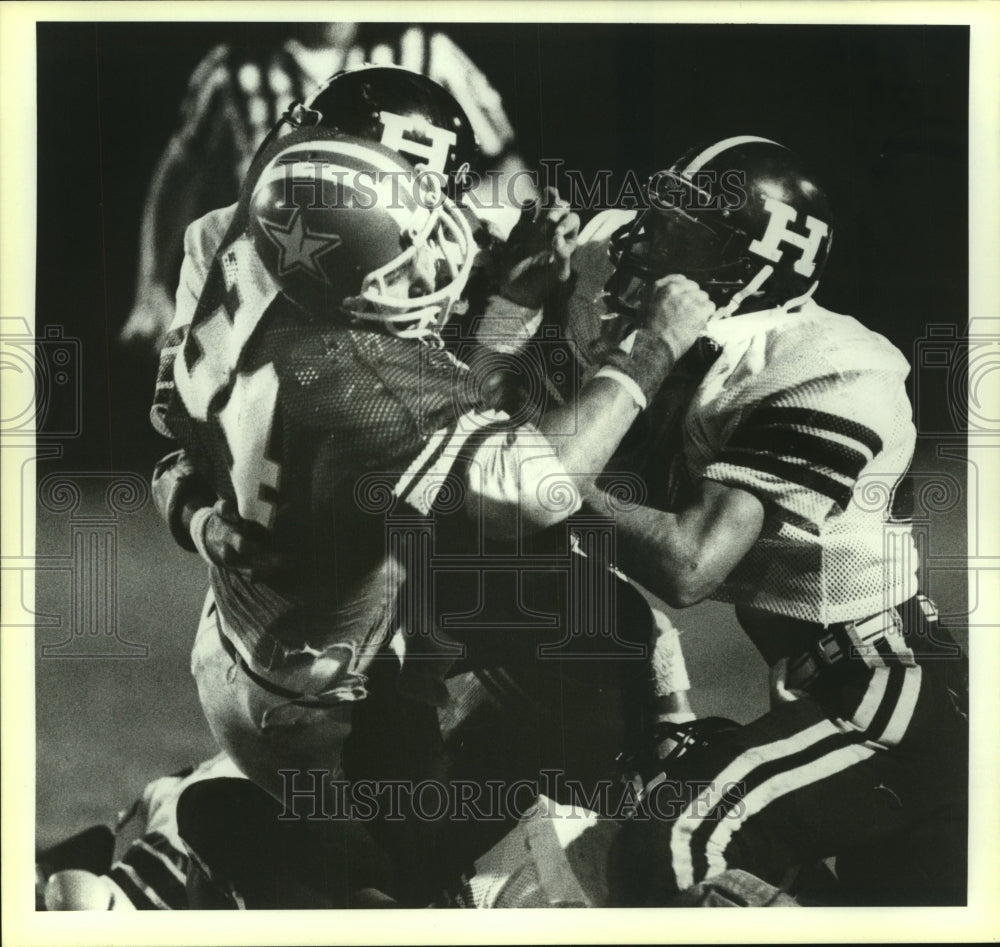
608;136;834;318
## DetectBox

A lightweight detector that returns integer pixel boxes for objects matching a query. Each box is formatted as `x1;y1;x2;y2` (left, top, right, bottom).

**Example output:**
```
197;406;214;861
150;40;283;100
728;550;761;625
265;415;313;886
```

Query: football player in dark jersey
118;66;716;908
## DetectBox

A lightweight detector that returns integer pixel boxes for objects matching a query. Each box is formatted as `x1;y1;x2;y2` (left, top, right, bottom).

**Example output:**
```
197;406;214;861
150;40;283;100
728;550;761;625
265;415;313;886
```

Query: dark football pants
611;607;969;907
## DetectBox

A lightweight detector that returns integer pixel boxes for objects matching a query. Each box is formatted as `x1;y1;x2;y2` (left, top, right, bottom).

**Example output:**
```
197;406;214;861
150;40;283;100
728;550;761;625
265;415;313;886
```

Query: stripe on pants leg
668;719;840;891
668;663;914;891
701;741;878;881
876;664;921;748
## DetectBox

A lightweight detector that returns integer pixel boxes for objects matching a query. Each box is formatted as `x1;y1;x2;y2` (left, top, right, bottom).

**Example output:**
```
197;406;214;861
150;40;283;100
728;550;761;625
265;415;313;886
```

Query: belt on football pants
783;595;937;691
213;610;346;709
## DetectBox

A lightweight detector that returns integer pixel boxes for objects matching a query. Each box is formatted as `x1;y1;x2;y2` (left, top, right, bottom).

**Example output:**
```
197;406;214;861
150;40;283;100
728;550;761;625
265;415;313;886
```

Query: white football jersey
693;303;919;623
569;210;920;624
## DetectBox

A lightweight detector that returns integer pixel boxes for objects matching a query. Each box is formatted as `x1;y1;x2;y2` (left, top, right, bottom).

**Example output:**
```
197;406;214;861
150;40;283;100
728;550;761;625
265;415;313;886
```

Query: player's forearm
485;330;676;536
538;376;642;480
593;496;709;606
538;303;683;479
466;378;642;539
581;479;764;608
472;295;543;354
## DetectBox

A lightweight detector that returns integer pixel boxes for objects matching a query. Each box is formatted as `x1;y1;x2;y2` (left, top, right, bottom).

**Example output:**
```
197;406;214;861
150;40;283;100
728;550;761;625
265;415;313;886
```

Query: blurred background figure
121;22;532;349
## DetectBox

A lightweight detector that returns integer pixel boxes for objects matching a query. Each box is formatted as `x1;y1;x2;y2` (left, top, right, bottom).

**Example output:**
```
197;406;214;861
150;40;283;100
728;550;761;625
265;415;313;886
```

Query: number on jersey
174;279;283;530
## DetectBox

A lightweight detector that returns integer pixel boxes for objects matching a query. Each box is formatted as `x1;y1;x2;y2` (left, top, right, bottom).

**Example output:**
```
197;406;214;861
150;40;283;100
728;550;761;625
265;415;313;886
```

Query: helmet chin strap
711;264;774;320
779;279;819;313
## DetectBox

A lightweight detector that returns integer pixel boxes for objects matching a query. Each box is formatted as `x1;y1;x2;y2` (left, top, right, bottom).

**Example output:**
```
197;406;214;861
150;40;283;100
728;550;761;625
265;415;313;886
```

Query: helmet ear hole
284;102;323;128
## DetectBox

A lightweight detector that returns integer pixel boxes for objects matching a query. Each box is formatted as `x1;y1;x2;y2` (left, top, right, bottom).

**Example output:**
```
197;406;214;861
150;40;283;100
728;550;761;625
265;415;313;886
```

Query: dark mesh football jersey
152;206;506;671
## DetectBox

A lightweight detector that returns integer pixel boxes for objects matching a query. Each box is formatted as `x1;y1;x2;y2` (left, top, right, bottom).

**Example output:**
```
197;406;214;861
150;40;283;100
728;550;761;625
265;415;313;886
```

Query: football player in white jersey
364;135;966;910
122;23;531;348
528;135;966;906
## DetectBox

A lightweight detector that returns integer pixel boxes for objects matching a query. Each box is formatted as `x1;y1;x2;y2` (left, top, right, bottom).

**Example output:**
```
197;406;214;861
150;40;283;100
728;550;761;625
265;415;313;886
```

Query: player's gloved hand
642;274;716;364
496;186;580;310
190;499;285;580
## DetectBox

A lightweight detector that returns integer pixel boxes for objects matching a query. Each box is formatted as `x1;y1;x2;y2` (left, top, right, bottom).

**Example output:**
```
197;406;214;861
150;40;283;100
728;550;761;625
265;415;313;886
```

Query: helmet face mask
354;188;475;340
607;137;834;320
607;208;748;318
248;132;475;341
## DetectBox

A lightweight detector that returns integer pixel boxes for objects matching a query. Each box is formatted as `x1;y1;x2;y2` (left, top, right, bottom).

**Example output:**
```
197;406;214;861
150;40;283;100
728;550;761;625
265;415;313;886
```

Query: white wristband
593;366;648;410
189;506;215;566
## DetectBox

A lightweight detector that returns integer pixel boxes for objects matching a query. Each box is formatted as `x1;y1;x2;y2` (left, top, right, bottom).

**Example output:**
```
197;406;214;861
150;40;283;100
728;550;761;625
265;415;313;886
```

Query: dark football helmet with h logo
202;66;482;341
607;136;833;319
257;64;480;203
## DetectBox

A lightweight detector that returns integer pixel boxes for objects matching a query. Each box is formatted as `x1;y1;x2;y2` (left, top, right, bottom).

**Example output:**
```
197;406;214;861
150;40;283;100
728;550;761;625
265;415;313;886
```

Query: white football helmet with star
248;130;475;340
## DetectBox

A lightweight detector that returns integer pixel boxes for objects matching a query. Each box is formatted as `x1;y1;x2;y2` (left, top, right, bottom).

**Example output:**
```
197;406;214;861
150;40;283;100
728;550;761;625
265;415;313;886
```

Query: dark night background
35;21;969;472
32;21;972;848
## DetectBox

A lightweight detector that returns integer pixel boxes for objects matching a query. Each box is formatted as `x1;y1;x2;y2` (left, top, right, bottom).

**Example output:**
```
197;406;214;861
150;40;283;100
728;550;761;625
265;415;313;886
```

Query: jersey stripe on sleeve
715;403;884;511
742;405;884;456
716;449;854;510
727;426;869;482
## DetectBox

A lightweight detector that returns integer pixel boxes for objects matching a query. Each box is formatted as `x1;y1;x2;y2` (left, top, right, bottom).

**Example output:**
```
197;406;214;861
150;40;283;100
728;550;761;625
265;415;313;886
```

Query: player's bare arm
464;262;709;536
583;475;764;608
539;274;716;473
576;273;765;607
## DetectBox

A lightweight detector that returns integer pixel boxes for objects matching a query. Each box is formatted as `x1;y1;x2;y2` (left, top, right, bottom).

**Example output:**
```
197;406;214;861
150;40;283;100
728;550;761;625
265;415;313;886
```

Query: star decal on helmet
260;208;342;283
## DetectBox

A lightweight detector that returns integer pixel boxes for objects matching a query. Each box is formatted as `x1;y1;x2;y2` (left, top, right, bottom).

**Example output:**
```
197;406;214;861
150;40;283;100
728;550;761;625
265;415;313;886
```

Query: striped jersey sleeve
684;305;918;622
701;368;901;527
